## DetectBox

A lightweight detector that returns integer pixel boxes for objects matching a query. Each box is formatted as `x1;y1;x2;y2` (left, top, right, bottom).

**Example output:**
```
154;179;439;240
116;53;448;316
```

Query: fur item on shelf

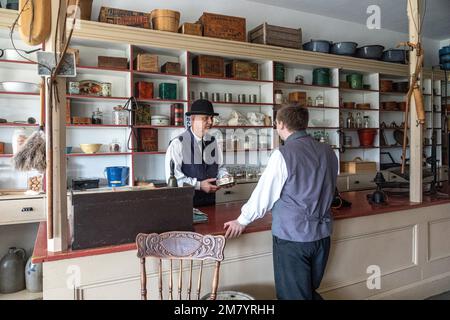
13;129;46;173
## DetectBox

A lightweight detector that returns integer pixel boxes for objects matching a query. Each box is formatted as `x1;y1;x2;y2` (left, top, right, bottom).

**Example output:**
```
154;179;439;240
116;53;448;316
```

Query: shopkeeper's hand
200;178;219;193
224;220;246;239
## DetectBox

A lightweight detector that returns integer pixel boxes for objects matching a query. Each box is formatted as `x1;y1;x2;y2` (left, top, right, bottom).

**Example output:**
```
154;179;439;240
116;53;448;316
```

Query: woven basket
150;9;180;32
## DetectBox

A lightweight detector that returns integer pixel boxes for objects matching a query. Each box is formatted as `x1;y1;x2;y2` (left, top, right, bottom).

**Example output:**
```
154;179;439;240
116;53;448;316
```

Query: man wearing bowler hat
165;99;230;206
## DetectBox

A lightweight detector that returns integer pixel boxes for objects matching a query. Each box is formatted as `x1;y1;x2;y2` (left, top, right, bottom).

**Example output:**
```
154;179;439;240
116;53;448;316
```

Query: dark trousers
273;235;331;300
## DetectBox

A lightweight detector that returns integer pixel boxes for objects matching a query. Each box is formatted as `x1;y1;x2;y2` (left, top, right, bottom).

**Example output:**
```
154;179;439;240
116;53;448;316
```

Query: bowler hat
186;99;219;116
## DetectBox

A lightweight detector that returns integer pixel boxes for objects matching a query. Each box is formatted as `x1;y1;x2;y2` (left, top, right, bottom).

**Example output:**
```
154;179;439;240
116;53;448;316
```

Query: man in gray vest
224;105;338;300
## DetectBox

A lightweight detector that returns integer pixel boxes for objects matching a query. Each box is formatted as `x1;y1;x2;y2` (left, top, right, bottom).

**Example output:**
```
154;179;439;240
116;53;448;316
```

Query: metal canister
173;104;184;126
249;94;257;103
238;94;246;103
101;82;112;97
344;135;352;147
225;93;233;102
213;93;221;102
68;81;79;95
199;91;208;100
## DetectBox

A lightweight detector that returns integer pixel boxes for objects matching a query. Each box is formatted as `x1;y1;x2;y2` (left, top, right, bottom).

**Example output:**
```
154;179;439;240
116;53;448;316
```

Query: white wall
90;0;442;66
441;39;450;48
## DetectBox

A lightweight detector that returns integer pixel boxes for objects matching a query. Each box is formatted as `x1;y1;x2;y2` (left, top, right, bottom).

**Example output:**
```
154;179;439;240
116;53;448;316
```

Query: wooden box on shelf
192;55;225;78
288;91;307;104
248;22;302;49
178;22;202;36
98;6;151;29
197;12;246;42
225;60;259;80
135;81;154;99
134;53;159;72
161;62;181;74
0;142;4;154
138;128;158;152
72;117;92;125
340;159;377;174
98;56;128;69
134;103;152;125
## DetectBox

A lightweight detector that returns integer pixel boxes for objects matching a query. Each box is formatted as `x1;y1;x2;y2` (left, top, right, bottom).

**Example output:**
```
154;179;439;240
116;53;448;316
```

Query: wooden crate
192;55;225;78
248;23;302;49
340;160;377;174
72;116;92;125
138;128;158;152
98;56;128;69
197;12;246;42
161;62;181;74
134;53;158;72
98;7;151;29
178;22;202;36
225;60;258;80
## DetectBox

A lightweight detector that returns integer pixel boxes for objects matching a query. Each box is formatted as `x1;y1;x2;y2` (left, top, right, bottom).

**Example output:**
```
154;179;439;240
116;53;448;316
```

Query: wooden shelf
0;154;13;157
67;94;129;101
133;151;166;155
77;65;130;75
133;70;187;80
0;91;39;97
67;124;129;128
307;126;340;130
67;152;132;157
344;146;380;149
213;125;272;129
0;59;37;65
189;75;272;86
133;125;184;129
0;123;39;127
200;101;273;106
340;128;379;131
380;91;406;95
339;107;379;111
274;81;338;90
339;88;379;94
136;98;187;104
304;105;340;110
0;289;42;301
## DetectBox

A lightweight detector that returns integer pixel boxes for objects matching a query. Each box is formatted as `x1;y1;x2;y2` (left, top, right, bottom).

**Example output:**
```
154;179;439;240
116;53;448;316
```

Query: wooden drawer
0;198;45;226
337;176;349;192
216;182;256;204
348;174;376;191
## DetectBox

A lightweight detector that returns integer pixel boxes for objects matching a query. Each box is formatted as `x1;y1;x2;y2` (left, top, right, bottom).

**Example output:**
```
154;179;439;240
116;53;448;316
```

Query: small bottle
307;97;313;107
363;116;370;128
355;112;362;128
274;90;283;105
346;112;354;129
315;95;324;107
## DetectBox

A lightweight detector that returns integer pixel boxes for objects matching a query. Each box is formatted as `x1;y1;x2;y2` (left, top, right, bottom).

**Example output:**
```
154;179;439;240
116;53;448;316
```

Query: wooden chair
136;231;226;300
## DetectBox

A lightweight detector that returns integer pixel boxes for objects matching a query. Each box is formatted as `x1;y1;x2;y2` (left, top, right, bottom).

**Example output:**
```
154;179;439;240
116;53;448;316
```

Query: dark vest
272;131;338;242
177;129;219;207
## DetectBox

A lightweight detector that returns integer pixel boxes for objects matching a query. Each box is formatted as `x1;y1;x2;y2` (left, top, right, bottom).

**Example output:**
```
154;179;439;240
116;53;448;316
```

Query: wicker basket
150;9;180;32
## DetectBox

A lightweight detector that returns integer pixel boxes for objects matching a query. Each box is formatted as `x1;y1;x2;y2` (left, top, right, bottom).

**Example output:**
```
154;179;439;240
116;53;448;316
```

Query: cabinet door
348;174;376;191
216;183;256;203
0;198;45;226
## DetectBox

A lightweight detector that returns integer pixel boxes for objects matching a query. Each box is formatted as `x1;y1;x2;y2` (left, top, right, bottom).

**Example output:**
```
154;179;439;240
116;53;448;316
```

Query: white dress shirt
165;128;229;190
237;149;288;226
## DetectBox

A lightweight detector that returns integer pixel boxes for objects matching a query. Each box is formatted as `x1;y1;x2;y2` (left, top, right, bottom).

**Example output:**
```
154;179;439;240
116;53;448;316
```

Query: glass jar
355;112;362;128
346;112;354;129
109;139;122;153
315;95;324;107
274;90;283;105
113;105;128;125
92;108;103;125
307;97;313;107
363;116;370;128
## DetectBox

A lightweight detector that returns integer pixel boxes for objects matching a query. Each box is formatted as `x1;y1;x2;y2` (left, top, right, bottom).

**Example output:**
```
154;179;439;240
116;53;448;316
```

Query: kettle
0;247;26;294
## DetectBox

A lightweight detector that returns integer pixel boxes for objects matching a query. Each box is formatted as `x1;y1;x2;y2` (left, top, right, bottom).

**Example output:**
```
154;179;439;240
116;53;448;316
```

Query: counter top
32;185;450;264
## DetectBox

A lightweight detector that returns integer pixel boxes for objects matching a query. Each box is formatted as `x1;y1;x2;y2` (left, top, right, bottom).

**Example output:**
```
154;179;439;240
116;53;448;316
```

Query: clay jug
0;247;26;293
25;256;43;293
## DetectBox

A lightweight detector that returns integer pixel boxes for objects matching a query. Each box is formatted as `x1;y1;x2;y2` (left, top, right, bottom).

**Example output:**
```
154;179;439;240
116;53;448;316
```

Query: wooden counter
32;186;450;264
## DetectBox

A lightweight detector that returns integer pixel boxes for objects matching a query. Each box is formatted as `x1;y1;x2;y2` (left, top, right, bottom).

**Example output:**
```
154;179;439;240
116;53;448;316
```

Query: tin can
101;82;112;97
199;91;208;100
250;94;257;103
213;93;220;102
68;81;80;95
225;93;233;102
344;136;352;147
238;94;246;103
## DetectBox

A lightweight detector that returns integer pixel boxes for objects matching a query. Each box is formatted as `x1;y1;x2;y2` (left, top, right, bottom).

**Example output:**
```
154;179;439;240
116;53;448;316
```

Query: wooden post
45;0;69;252
408;0;423;203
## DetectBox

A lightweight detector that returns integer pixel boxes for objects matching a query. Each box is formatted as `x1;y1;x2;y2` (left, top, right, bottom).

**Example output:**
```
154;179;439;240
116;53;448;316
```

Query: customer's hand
200;178;219;193
224;220;246;238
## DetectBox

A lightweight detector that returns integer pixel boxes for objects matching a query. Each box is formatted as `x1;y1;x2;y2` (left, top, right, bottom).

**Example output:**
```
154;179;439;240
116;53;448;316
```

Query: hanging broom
13;77;47;173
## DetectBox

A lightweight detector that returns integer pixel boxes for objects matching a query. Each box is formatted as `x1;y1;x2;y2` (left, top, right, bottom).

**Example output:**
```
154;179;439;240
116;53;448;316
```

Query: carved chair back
136;231;226;300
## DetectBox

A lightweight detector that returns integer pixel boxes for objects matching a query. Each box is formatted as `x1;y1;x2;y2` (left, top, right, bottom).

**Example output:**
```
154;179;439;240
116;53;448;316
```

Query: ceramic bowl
0;81;40;93
80;144;102;154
